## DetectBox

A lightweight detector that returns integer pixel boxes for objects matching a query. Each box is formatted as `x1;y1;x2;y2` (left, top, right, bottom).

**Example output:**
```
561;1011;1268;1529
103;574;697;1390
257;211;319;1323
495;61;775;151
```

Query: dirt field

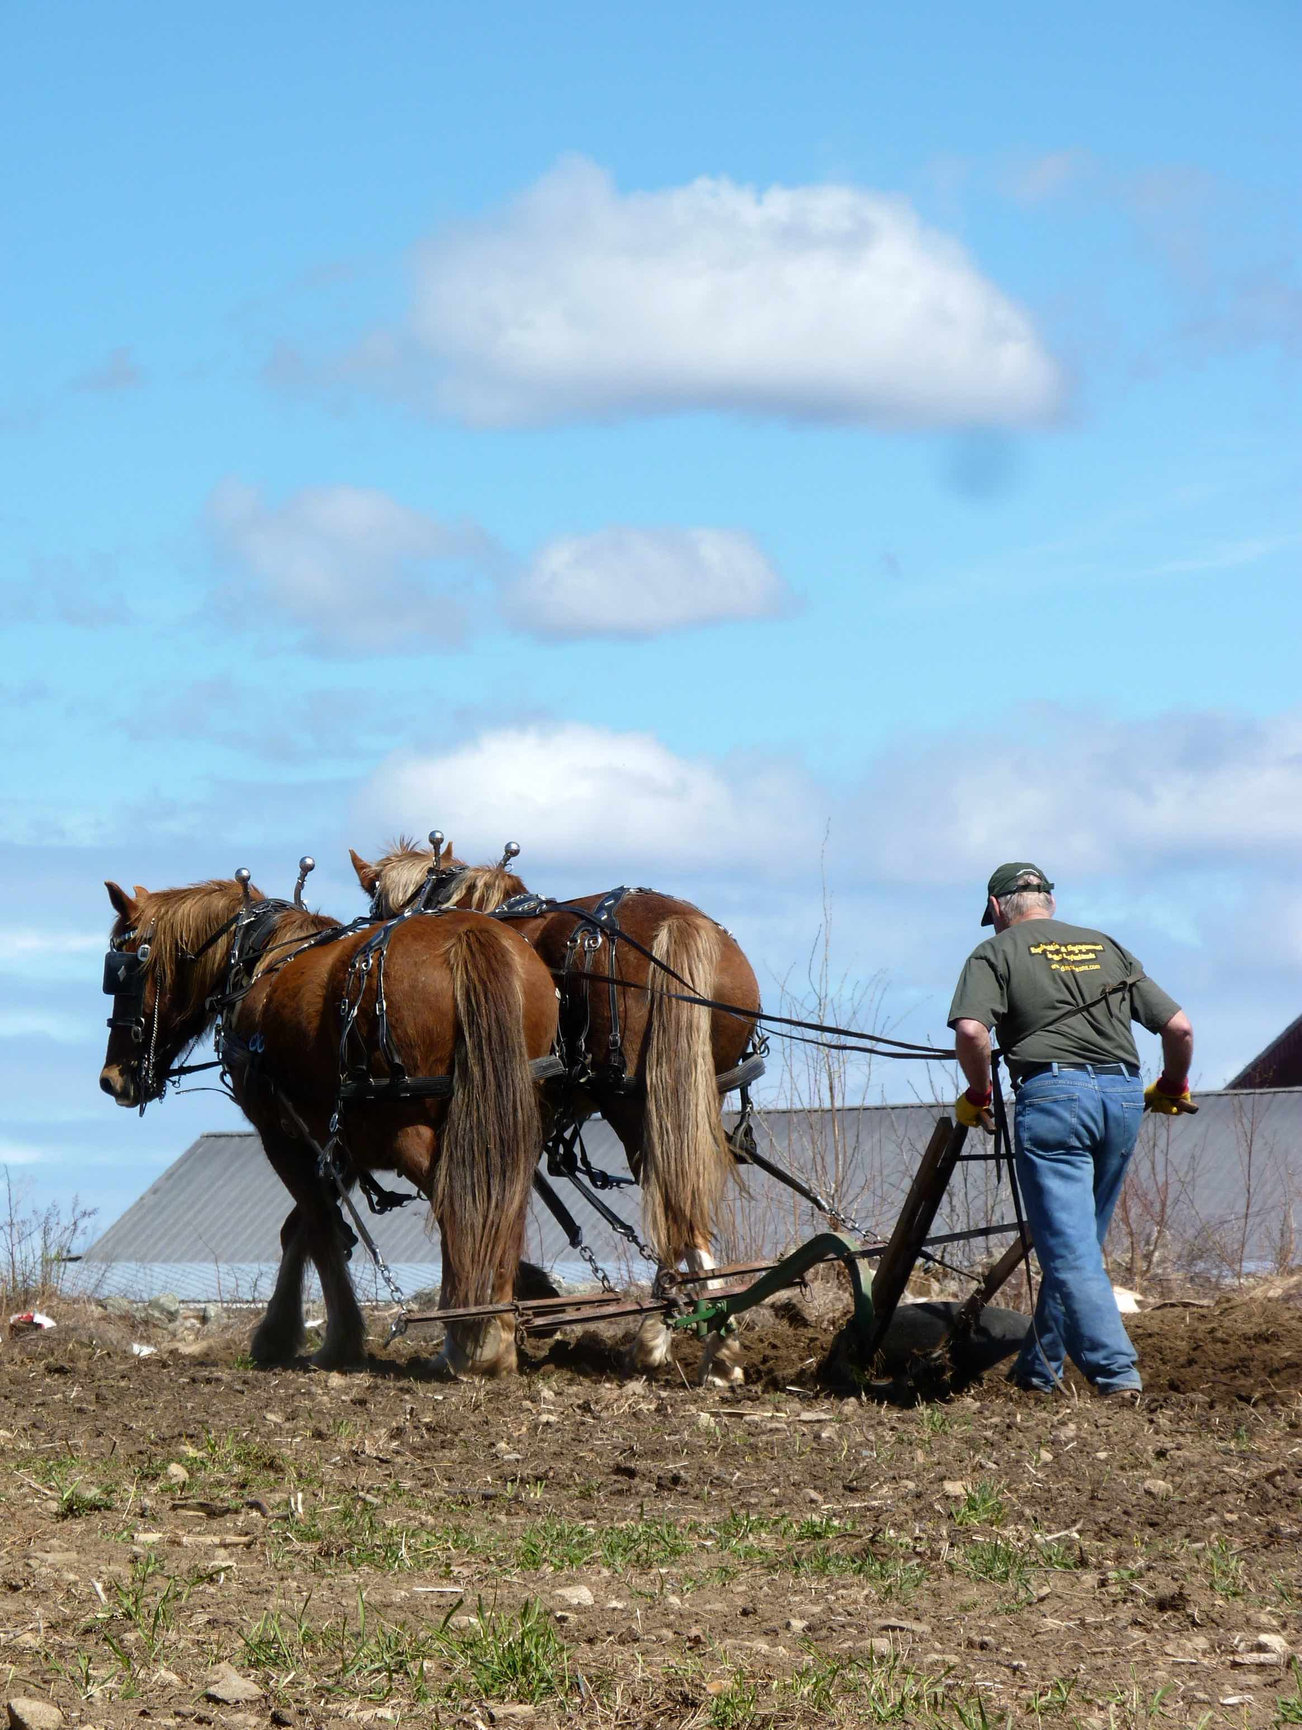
3;1294;1302;1730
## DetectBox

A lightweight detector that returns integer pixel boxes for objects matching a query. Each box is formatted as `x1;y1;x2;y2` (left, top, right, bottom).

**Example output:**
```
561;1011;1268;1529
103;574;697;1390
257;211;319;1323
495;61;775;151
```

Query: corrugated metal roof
74;1090;1302;1301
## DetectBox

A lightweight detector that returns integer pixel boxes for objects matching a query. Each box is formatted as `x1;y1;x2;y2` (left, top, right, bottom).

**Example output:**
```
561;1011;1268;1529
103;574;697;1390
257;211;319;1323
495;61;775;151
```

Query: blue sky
3;2;1300;1233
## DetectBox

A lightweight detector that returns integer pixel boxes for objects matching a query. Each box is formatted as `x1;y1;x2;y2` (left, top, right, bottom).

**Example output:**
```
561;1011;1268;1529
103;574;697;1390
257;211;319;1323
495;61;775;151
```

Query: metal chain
575;1240;618;1294
620;1214;661;1270
272;1088;412;1339
322;1136;412;1341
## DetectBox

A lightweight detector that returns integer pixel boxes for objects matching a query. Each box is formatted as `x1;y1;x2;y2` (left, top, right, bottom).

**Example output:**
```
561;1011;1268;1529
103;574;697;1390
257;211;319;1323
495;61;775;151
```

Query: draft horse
350;839;763;1384
99;875;558;1376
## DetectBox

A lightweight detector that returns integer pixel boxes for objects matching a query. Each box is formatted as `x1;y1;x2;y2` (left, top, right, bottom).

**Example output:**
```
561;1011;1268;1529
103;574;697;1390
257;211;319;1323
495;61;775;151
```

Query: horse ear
349;848;378;894
133;884;148;900
440;842;455;866
105;880;139;920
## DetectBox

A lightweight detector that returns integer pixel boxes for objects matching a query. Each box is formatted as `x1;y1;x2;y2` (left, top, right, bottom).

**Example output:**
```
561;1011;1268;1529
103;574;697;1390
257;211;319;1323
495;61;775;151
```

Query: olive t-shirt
947;918;1179;1069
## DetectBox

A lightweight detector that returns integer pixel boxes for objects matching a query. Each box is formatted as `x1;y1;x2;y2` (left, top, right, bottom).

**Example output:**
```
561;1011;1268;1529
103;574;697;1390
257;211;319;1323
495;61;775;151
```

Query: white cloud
403;156;1063;428
1152;532;1302;576
359;721;816;874
1005;149;1097;205
207;480;493;655
505;527;792;640
853;704;1302;883
0;1138;45;1166
0;1010;87;1044
0;928;102;981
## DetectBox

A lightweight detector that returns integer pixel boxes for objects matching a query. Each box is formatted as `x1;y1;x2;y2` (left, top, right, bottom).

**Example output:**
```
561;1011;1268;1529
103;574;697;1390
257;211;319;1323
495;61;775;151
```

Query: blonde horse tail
642;915;730;1264
433;924;541;1308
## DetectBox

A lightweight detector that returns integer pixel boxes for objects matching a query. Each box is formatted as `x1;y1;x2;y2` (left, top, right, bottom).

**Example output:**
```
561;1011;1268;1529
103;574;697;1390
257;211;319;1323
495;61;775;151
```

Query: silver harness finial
293;855;316;908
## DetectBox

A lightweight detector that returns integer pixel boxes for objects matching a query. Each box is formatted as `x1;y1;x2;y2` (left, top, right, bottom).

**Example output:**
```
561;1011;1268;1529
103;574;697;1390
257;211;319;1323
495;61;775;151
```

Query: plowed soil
2;1293;1301;1730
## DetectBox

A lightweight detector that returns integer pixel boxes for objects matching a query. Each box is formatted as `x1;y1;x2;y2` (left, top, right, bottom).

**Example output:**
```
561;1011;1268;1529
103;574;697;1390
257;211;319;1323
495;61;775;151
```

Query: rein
497;896;956;1061
367;874;956;1064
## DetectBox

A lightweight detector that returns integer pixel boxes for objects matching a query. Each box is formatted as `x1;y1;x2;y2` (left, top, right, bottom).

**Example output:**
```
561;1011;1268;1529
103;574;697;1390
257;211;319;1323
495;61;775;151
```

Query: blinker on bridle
103;934;151;1038
102;925;162;1115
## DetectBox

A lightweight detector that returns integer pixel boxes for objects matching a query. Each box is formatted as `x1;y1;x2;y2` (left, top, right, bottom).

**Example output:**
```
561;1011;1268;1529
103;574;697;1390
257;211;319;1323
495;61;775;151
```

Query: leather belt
1012;1060;1140;1085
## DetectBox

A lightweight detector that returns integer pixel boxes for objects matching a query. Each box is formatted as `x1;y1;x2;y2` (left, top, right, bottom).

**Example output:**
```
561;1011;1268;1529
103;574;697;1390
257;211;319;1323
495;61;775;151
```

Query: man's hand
955;1084;996;1134
1144;1074;1198;1116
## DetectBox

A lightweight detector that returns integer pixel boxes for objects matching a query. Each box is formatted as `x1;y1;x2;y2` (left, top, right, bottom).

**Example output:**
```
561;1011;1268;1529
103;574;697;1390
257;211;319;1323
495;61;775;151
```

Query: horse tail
641;915;730;1263
433;923;541;1307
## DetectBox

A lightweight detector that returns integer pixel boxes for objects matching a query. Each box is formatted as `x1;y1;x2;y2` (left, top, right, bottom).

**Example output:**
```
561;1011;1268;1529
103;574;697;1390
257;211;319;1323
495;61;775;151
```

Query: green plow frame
664;1230;876;1359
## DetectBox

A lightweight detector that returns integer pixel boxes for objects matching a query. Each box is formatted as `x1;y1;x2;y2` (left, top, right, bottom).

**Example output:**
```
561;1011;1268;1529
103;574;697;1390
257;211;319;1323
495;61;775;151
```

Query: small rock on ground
8;1701;65;1730
554;1584;594;1608
204;1663;262;1705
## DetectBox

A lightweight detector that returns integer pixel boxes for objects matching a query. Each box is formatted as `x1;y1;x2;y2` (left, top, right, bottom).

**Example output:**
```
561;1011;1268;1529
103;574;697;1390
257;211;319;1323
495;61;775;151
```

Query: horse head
351;837;532;918
99;876;261;1109
351;836;464;918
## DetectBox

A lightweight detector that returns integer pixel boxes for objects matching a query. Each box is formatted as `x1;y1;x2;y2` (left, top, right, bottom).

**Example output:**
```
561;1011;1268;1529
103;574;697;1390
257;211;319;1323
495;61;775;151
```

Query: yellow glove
955;1086;995;1133
1144;1075;1197;1116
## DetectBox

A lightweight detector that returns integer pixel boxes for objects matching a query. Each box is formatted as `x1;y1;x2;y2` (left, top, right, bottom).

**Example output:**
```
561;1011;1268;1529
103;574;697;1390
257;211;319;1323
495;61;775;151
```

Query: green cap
981;862;1055;926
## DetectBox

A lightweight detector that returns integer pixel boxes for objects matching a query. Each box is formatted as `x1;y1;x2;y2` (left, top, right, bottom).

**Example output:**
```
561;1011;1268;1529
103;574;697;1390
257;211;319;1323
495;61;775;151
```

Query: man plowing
948;863;1194;1398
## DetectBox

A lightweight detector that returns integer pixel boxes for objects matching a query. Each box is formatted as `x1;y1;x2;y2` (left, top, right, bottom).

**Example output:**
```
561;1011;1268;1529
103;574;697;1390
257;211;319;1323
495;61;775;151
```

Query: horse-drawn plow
392;1116;1030;1397
101;831;1034;1394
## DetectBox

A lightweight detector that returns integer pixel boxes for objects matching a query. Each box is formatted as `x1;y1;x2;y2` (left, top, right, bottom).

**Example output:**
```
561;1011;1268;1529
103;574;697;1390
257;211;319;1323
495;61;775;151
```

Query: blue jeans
1010;1067;1145;1392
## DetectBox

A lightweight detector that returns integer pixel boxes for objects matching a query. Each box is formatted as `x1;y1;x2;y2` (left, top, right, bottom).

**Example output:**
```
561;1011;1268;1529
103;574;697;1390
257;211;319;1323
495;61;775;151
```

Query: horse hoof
433;1343;518;1379
700;1335;745;1387
625;1317;673;1374
310;1341;365;1372
249;1330;304;1366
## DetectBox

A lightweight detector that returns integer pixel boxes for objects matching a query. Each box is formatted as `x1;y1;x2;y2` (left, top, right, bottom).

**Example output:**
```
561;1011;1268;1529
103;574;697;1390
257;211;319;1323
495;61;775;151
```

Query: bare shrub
0;1168;97;1311
1109;1093;1302;1293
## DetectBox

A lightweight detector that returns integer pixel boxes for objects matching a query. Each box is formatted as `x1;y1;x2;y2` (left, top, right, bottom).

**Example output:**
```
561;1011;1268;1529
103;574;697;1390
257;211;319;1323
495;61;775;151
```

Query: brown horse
350;839;762;1384
99;876;558;1376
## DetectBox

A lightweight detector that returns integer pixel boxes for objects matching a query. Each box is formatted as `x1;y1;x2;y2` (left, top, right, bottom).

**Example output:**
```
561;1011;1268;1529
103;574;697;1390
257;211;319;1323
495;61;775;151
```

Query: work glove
955;1085;995;1134
1144;1075;1198;1116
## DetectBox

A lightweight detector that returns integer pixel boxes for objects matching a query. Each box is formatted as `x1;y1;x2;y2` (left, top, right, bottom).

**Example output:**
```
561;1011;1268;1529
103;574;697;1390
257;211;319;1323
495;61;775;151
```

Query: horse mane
372;837;531;916
254;906;339;964
441;865;529;913
125;882;340;1028
125;880;248;1025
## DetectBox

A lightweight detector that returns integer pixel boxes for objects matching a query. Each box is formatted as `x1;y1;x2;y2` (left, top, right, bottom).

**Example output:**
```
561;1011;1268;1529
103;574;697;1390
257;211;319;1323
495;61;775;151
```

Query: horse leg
308;1200;368;1370
684;1241;744;1386
249;1207;309;1364
259;1126;368;1370
427;925;540;1379
596;1102;676;1375
435;1167;518;1379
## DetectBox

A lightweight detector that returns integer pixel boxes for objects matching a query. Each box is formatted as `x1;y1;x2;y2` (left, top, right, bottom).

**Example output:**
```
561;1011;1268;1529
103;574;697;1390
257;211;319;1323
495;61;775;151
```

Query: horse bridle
373;864;467;920
102;899;290;1114
102;927;163;1112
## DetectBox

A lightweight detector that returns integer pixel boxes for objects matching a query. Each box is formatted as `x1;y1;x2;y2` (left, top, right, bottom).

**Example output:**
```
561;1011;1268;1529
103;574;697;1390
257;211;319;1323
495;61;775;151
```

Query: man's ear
349;849;379;894
106;881;140;921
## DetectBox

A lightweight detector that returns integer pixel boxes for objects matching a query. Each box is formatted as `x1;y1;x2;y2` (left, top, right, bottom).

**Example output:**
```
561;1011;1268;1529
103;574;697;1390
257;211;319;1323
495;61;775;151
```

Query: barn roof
70;1089;1302;1301
1227;1012;1302;1090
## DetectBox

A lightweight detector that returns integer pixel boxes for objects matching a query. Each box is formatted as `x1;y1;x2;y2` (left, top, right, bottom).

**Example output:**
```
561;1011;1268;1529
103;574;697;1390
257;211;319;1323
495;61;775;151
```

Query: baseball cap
981;862;1055;926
